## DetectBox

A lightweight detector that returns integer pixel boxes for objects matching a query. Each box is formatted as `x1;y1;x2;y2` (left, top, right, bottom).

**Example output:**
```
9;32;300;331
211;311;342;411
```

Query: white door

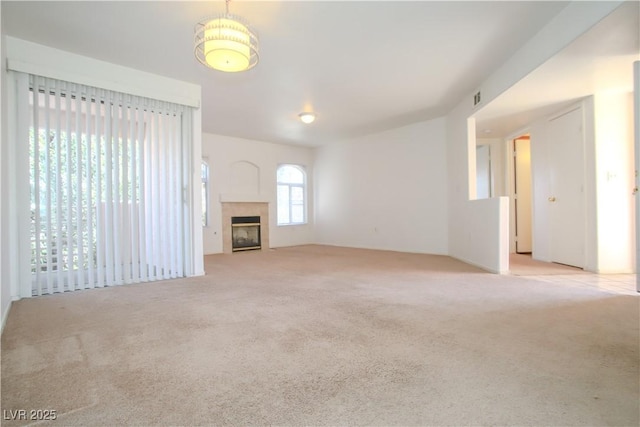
514;137;532;253
548;108;585;268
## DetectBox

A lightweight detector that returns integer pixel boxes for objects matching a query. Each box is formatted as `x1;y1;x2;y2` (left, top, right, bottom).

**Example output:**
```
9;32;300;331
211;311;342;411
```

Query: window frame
276;164;307;226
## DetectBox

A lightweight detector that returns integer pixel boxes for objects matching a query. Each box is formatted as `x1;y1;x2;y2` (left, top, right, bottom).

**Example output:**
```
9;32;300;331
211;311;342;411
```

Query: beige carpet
509;253;584;276
1;245;638;426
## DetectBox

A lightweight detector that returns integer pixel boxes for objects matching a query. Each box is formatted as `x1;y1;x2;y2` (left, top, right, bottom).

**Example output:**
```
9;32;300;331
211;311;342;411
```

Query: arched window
277;164;306;225
201;160;210;227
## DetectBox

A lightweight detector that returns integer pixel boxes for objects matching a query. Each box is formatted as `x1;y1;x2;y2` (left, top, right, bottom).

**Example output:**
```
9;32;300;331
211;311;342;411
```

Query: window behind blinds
19;74;192;295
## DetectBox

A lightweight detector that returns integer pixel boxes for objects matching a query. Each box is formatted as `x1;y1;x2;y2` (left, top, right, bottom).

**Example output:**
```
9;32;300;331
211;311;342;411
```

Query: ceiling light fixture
299;112;316;124
194;0;259;72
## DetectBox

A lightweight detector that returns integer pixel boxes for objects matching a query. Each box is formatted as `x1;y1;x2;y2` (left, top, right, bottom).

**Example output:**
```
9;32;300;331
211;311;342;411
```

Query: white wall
448;1;623;273
314;118;448;255
201;133;315;254
593;91;635;273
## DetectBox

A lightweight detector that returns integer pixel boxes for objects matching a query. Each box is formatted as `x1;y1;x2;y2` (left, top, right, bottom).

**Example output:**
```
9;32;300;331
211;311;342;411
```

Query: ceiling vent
473;90;482;107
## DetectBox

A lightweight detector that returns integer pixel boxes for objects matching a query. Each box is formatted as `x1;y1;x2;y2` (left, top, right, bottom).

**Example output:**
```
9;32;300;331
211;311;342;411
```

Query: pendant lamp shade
194;2;258;72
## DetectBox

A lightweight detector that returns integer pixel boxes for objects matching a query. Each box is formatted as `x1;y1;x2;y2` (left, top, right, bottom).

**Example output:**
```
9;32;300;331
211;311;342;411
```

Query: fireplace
231;216;261;252
221;202;269;254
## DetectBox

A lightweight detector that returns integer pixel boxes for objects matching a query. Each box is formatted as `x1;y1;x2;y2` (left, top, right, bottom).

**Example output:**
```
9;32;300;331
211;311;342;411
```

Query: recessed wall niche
230;161;260;195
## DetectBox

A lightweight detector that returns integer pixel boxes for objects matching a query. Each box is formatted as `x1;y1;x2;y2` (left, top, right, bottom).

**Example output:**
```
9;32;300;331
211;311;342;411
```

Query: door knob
548;196;556;202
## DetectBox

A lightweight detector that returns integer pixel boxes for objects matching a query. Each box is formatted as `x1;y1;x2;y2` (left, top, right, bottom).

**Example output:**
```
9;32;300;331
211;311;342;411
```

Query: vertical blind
19;74;192;296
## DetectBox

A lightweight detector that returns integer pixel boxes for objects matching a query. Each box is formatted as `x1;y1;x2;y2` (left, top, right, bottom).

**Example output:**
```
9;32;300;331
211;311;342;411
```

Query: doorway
508;106;586;269
546;107;585;268
512;135;532;254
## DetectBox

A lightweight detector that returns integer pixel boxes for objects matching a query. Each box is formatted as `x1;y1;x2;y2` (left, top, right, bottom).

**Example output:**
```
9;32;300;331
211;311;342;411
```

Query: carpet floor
509;253;585;276
1;245;638;426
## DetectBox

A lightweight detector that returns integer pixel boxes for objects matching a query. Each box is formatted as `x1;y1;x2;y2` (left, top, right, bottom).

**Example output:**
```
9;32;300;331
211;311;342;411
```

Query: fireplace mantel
221;202;269;254
219;194;270;203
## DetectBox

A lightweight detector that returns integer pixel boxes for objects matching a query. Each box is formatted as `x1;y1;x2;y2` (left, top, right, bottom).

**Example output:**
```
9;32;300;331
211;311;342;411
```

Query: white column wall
448;108;510;272
593;91;635;273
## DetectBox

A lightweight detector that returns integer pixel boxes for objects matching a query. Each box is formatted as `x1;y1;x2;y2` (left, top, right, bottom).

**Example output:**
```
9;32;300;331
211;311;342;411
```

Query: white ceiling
3;1;636;146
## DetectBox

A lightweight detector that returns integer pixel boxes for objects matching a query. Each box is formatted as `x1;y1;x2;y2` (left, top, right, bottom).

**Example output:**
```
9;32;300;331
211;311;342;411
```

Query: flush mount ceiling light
299;112;316;124
194;0;259;72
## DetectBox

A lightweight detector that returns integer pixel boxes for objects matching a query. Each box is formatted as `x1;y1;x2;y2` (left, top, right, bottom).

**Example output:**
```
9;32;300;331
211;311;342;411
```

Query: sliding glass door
15;73;193;296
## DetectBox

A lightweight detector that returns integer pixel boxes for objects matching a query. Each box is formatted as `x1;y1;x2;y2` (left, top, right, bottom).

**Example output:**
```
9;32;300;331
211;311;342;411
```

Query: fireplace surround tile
221;202;269;254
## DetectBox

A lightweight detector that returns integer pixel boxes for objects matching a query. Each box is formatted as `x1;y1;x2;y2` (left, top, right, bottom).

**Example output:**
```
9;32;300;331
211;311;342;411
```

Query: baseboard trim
451;255;504;274
314;242;448;257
